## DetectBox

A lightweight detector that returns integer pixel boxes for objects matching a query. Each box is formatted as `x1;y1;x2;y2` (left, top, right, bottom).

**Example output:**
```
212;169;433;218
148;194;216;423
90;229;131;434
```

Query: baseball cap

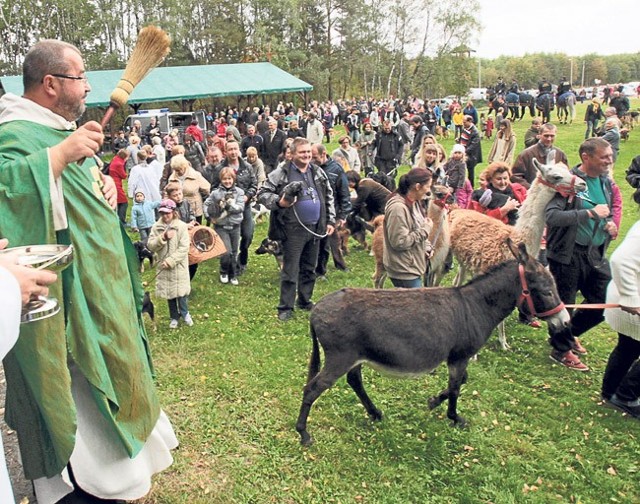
158;199;177;213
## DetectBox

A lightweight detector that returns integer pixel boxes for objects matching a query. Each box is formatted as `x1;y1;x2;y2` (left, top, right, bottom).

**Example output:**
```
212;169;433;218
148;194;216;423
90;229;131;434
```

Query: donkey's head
507;238;570;333
533;157;587;196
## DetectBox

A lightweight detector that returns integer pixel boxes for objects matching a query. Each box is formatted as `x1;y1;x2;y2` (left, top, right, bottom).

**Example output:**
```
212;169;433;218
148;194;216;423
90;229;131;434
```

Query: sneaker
607;394;640;418
278;310;293;321
571;337;588;355
220;274;229;284
169;319;179;329
183;313;194;326
230;278;239;286
550;350;589;371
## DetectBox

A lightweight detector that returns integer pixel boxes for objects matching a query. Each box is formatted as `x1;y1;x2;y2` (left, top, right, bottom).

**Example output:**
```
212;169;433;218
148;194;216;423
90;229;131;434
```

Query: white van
122;109;207;138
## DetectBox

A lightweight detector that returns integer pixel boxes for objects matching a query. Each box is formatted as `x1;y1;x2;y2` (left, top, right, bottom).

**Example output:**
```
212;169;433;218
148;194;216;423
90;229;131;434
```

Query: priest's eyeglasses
50;74;89;82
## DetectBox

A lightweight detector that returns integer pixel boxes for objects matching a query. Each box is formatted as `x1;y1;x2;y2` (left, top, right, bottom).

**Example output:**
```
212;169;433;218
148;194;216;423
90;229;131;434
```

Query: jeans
585;120;599;139
168;296;189;321
215;224;241;278
238;205;254;268
316;232;348;276
602;333;640;401
547;245;611;353
348;129;360;144
139;227;151;246
278;222;320;312
390;277;422;288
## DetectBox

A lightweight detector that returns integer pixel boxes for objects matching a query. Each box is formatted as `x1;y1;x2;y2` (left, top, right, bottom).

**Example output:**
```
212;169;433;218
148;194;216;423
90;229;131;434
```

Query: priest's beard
57;92;86;122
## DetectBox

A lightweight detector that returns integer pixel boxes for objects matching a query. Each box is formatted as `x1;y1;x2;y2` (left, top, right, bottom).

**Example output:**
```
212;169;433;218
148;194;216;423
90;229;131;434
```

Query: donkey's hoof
299;432;314;447
451;416;467;428
369;409;384;422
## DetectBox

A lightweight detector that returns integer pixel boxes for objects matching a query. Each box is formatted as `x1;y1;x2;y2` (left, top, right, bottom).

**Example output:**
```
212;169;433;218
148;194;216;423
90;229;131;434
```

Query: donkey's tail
307;324;321;383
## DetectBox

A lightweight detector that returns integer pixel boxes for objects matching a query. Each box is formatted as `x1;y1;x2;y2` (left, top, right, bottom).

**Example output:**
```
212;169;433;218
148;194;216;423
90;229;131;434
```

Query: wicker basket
188;226;227;265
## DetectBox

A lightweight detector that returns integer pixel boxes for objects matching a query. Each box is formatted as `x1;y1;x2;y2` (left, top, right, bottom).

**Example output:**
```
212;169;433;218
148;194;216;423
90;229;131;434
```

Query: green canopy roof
0;62;313;107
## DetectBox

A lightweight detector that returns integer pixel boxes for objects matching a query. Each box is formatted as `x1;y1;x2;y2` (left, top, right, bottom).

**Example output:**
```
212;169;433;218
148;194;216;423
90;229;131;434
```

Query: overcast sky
473;0;639;58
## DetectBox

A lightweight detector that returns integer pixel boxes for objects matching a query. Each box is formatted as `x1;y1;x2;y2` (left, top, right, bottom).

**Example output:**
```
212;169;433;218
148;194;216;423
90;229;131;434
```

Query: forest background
1;0;639;102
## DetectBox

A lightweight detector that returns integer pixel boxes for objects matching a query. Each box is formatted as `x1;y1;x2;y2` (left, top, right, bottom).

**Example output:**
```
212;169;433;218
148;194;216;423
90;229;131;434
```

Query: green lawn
140;101;640;503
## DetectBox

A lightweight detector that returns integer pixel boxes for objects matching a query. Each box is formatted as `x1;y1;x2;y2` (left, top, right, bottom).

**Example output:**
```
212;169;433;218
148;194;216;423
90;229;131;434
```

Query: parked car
122;109;207;139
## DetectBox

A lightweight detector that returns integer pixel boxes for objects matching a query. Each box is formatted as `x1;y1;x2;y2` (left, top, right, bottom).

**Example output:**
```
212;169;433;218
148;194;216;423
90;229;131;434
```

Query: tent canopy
0;62;313;107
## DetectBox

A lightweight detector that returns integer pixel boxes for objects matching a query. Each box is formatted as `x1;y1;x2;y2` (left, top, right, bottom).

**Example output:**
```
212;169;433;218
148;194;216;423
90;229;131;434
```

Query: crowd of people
0;36;639;504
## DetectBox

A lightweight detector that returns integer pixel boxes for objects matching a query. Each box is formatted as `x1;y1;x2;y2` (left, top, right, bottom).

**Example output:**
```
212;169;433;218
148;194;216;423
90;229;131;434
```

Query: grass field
139;101;640;504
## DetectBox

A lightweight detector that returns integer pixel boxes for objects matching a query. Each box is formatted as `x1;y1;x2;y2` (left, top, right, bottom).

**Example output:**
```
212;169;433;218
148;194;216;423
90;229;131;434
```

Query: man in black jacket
545;138;617;371
262;118;286;174
410;116;427;164
312;143;352;276
240;124;264;157
459;115;482;187
257;138;335;321
374;120;403;177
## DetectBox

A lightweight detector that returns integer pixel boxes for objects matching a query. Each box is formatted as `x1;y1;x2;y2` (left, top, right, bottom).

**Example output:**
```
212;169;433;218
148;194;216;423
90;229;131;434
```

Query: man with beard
0;40;177;503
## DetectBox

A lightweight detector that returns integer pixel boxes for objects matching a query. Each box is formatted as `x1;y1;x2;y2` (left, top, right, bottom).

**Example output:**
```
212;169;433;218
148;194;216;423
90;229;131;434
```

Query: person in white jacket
305;112;324;145
0;238;57;504
602;189;640;418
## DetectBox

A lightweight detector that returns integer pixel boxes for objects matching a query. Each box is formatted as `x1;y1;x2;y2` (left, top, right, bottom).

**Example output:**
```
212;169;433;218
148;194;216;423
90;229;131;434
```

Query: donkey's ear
506;237;529;264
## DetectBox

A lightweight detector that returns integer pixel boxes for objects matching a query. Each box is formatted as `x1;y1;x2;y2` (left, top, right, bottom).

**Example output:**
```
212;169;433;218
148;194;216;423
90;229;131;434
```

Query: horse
295;240;570;446
518;93;536;119
536;93;554;123
557;91;576;124
505;92;521;121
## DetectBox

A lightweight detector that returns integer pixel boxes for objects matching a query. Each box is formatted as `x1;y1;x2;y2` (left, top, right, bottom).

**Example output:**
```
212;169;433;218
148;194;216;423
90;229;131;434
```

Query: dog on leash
142;291;156;331
133;241;154;272
255;238;284;270
435;125;450;140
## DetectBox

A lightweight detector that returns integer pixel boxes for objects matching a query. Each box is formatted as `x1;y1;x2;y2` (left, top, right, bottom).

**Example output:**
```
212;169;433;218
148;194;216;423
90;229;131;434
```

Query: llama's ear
532;157;543;174
545;149;557;165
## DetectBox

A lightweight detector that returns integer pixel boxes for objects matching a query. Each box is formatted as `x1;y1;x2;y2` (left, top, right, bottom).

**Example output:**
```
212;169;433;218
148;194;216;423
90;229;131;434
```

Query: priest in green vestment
0;40;177;504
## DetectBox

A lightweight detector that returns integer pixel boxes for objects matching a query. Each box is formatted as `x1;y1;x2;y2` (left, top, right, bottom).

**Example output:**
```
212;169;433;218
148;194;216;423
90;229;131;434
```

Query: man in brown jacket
511;123;568;189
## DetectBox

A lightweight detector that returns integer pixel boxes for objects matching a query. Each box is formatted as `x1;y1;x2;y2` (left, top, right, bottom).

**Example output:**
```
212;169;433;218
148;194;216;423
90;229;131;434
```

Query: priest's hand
101;175;117;209
49;121;104;178
0;239;58;307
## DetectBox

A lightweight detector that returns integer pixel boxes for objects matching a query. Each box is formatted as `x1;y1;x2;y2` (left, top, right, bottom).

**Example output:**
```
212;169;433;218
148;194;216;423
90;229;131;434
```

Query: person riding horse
557;77;572;97
495;77;507;97
538;78;552;96
508;79;519;94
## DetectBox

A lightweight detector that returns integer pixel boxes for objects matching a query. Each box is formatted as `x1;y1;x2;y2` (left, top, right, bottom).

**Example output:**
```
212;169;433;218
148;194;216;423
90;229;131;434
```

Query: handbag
188;226;227;265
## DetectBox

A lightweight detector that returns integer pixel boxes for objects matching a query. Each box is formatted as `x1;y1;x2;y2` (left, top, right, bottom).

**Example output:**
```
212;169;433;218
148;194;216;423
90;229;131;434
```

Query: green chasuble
0;119;160;479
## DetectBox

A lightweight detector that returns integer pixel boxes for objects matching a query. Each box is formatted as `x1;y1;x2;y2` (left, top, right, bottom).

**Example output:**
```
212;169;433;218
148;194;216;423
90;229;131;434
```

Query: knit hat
478;189;493;208
451;144;466;155
158;199;177;213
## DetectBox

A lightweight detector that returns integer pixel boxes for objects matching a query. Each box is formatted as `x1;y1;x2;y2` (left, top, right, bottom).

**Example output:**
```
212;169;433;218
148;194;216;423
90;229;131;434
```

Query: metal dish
0;244;74;272
21;296;61;323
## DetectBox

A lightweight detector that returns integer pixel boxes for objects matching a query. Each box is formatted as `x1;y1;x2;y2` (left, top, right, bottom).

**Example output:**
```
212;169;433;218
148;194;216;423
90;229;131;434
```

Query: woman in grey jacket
383;168;433;288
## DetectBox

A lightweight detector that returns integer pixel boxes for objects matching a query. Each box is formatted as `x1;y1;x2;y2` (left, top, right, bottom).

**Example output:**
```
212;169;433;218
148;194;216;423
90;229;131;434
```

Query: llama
296;240;570;446
447;159;586;349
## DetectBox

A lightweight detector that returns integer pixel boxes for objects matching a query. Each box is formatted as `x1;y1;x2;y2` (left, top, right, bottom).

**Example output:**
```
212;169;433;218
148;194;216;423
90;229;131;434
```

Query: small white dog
251;202;270;224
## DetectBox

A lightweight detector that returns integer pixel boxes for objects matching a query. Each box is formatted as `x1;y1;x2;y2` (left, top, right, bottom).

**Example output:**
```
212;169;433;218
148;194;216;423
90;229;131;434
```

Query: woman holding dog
468;162;526;225
383;168;433;288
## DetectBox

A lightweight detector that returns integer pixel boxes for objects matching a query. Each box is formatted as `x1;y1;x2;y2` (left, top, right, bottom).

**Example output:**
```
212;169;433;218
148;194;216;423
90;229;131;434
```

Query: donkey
295;240;570;446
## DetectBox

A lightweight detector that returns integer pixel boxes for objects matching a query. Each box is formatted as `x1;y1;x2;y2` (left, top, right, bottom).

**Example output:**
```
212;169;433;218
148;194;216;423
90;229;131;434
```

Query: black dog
345;212;374;251
133;241;154;272
471;189;518;226
142;291;156;330
368;171;396;191
255;238;284;270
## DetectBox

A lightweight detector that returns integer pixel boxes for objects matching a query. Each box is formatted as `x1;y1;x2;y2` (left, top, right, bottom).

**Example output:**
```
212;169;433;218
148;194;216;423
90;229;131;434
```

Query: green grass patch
138;102;640;503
